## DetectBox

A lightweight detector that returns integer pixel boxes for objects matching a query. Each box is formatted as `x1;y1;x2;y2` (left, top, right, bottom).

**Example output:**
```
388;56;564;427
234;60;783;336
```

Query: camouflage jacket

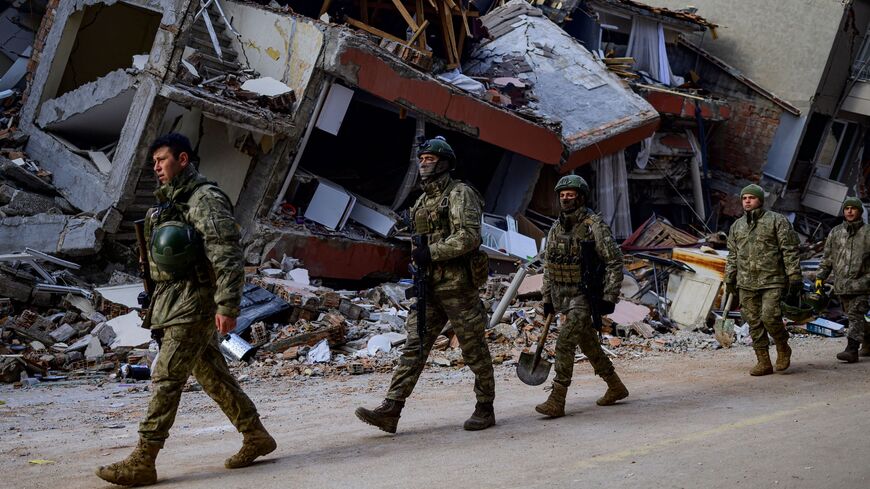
410;173;483;291
541;207;623;309
725;208;801;291
816;220;870;295
145;165;245;328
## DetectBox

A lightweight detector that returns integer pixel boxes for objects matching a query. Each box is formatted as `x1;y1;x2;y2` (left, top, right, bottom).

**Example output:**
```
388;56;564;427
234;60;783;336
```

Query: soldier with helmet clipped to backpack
96;133;275;487
535;174;628;418
355;136;497;433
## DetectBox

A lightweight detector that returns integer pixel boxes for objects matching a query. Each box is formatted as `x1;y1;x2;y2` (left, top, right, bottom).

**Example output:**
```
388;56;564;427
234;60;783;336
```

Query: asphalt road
2;337;869;489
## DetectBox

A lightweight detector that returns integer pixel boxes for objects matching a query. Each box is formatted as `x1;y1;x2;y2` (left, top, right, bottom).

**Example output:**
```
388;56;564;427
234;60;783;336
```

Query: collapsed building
8;0;662;280
4;0;866;281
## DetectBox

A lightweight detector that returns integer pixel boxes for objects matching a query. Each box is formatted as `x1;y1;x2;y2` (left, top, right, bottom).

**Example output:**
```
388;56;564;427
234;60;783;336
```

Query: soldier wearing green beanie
725;183;801;376
741;184;764;202
817;196;870;362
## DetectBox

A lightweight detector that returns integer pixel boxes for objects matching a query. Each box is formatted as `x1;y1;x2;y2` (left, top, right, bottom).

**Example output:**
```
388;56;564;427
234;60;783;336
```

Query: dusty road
2;337;870;489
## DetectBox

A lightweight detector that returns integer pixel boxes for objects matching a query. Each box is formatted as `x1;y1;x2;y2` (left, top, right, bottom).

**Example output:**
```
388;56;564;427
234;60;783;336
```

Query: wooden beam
460;3;471;37
416;0;427;50
319;0;332;17
390;0;419;30
440;0;459;67
345;17;409;45
408;19;429;46
457;15;467;58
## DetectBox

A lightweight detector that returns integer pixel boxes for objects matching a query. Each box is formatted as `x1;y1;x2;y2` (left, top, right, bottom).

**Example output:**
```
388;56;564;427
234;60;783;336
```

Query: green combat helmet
780;291;815;324
150;221;202;274
554;174;590;197
418;136;456;166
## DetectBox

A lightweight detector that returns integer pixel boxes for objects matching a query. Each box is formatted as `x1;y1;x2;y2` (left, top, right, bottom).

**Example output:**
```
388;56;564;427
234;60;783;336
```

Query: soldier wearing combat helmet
96;133;275;486
535;174;628;418
355;136;497;433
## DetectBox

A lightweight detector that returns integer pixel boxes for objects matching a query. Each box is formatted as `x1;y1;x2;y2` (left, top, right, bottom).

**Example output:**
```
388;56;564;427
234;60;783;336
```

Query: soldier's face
742;194;761;211
559;190;579;211
418;153;443;180
153;147;189;184
844;206;861;222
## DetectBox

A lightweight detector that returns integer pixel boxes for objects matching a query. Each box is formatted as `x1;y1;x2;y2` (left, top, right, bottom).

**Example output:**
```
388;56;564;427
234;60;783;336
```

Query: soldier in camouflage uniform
535;175;628;418
96;133;275;486
815;196;870;363
355;136;496;433
725;184;802;376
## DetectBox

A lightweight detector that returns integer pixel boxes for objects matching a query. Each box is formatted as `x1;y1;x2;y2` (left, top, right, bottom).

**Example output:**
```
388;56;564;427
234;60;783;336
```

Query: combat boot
750;349;773;376
463;401;496;431
224;418;277;469
774;341;792;371
355;399;404;433
836;338;861;363
861;333;870;357
535;382;567;417
597;373;629;406
95;438;161;486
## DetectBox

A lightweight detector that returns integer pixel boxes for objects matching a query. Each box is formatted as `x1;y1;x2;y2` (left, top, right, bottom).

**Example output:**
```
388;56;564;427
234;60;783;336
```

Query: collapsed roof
463;1;659;171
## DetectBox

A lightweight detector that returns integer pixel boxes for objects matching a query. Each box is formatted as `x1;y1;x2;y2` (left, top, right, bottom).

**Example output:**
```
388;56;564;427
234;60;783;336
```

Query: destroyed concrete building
635;0;870;230
7;0;664;279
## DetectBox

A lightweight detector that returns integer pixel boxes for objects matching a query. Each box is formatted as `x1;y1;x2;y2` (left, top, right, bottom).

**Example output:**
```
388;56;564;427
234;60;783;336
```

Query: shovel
517;314;555;386
714;293;735;348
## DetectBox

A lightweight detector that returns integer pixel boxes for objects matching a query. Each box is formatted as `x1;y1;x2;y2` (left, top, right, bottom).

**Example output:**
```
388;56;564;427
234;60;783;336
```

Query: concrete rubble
0;1;867;390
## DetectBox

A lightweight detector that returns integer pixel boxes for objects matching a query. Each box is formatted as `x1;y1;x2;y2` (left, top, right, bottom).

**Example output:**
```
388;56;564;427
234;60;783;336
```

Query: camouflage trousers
553;297;615;388
839;295;870;342
139;319;260;444
387;289;495;403
739;287;789;350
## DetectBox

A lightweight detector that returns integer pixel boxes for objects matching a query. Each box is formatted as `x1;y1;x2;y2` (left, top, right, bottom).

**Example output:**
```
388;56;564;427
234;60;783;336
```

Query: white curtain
625;17;682;87
594;152;632;239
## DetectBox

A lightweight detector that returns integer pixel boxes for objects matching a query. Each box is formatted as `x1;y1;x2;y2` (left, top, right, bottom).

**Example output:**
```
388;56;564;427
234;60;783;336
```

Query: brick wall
22;0;62;105
708;98;783;182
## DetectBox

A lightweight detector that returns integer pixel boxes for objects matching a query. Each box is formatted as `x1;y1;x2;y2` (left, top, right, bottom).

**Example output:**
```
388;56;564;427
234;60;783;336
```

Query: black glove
411;243;431;267
597;299;616;315
725;281;737;297
788;279;803;298
150;329;164;348
542;302;555;317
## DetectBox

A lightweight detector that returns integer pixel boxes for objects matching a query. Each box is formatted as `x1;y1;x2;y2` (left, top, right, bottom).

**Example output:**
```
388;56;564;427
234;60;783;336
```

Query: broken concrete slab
0;157;55;194
84;335;104;359
0;187;70;216
65;334;94;353
517;273;544;297
241;76;294;97
36;69;136;128
95;283;144;309
107;312;151;349
92;323;117;347
48;323;76;343
0;214;102;255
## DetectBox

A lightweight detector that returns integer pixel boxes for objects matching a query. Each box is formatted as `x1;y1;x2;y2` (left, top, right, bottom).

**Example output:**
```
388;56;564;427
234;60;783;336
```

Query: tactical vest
145;180;228;284
411;180;460;245
547;213;596;285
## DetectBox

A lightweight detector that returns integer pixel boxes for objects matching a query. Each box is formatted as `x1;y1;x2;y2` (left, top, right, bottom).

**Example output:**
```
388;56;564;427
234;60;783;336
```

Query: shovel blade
714;318;735;348
517;351;552;386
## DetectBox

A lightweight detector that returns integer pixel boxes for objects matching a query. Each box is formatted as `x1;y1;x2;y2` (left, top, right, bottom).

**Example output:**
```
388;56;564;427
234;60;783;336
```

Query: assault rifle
407;234;429;357
134;219;159;343
579;240;606;331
